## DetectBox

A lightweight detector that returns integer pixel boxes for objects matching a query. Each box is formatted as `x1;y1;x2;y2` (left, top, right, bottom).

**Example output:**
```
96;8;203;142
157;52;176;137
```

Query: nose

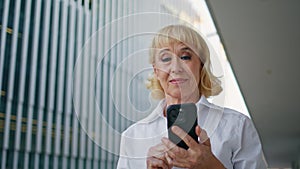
170;57;183;74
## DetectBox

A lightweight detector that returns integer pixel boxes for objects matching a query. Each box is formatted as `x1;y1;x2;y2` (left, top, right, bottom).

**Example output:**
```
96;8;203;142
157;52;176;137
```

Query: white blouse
117;96;267;169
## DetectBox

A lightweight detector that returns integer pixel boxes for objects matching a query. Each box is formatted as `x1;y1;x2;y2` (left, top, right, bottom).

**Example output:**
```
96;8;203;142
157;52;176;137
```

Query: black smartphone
166;103;198;150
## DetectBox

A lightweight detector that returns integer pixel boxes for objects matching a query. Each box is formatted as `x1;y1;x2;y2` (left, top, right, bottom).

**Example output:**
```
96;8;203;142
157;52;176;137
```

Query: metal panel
72;1;85;168
43;0;61;168
53;0;68;168
98;1;104;168
12;0;33;168
95;0;105;168
111;1;122;165
62;1;76;169
116;0;123;136
91;1;99;169
84;8;92;169
88;0;100;167
127;0;133;128
0;0;10;94
71;1;83;168
34;0;51;168
101;0;112;168
121;0;128;133
23;0;42;168
78;5;91;169
1;0;21;168
109;0;117;167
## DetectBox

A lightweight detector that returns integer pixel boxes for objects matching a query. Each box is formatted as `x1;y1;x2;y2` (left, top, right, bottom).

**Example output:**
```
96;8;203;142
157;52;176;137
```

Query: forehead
157;41;196;55
155;36;193;48
158;43;192;52
155;36;185;47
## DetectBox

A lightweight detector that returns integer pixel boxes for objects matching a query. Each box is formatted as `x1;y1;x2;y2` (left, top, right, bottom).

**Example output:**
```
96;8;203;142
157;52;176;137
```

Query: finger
161;137;186;160
199;129;210;146
147;143;167;159
202;136;211;147
161;137;177;150
195;125;211;146
167;158;190;169
147;157;169;169
171;126;198;148
195;125;201;136
164;153;173;167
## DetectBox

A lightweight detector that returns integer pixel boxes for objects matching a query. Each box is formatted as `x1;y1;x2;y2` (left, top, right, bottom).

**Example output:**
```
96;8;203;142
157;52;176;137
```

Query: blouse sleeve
116;134;128;169
232;116;268;169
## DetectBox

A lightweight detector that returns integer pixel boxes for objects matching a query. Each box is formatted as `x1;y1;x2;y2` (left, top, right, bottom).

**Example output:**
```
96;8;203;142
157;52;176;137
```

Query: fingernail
200;129;208;143
161;137;168;143
171;126;179;132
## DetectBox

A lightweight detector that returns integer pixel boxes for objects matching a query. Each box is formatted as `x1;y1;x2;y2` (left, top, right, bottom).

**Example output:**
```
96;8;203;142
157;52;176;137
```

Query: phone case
166;103;198;150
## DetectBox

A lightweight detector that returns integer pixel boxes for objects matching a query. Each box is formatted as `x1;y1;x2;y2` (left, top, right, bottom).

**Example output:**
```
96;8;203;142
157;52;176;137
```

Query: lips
169;78;188;84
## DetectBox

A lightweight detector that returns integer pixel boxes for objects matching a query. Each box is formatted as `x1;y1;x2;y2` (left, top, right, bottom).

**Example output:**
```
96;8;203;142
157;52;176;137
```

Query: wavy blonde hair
146;25;222;99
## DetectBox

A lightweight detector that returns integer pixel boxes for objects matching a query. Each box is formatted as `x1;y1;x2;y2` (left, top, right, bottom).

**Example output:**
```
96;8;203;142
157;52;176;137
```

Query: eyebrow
158;46;193;55
158;48;170;55
181;47;192;52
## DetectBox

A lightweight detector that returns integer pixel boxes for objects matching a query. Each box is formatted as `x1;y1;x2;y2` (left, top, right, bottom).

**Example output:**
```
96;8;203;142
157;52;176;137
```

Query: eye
161;55;172;62
180;55;192;60
161;57;171;62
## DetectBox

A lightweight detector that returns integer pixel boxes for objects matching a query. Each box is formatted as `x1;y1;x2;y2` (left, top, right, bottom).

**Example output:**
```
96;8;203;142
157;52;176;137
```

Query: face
153;42;202;102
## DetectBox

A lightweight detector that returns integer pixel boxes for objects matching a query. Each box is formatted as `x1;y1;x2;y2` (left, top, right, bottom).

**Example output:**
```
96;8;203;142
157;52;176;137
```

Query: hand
161;126;225;169
146;143;173;169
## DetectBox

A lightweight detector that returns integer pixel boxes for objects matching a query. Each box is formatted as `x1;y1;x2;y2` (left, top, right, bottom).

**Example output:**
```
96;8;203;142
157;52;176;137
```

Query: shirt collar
198;95;224;111
156;95;217;117
140;95;222;124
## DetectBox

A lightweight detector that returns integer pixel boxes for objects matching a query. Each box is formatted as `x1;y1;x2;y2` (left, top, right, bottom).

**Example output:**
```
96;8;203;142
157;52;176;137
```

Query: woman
117;25;267;169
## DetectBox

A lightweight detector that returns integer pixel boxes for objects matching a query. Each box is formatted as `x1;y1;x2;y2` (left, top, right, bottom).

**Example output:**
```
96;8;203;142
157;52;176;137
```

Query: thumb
196;126;211;146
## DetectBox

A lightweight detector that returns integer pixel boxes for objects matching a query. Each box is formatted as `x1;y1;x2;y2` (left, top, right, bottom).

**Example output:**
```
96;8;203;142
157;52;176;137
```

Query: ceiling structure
206;0;300;167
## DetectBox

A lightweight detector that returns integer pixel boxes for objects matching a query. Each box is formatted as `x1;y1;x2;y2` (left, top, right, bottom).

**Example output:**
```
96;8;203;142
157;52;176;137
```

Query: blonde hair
146;25;222;99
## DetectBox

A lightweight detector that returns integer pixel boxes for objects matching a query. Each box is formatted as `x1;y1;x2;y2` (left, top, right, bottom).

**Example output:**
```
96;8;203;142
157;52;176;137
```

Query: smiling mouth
169;78;188;84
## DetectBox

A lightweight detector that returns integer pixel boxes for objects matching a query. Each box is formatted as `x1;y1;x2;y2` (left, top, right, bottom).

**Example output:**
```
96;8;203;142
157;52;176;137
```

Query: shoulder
119;105;167;157
200;96;250;125
201;98;250;129
121;101;166;138
220;107;260;146
121;119;156;138
203;99;254;138
219;107;254;136
221;109;266;168
223;107;250;123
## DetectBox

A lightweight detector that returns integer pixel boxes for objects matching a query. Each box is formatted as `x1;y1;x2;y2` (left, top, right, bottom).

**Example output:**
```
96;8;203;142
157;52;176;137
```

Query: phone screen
166;103;198;150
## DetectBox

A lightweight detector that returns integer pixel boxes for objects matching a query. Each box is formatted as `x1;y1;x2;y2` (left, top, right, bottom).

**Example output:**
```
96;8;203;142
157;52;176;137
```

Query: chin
166;91;182;99
166;85;198;98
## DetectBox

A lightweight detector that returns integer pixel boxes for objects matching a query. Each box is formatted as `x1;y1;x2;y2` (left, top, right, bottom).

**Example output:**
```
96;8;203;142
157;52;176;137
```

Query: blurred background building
0;0;230;168
1;0;299;169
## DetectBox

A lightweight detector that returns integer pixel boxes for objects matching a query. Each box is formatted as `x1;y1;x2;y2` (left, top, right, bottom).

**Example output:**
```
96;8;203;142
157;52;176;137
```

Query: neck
165;93;201;106
163;94;201;117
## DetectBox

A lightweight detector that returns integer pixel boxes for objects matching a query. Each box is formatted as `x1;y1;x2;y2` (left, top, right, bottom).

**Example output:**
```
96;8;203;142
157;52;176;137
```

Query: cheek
155;71;170;91
156;70;168;82
190;65;202;84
